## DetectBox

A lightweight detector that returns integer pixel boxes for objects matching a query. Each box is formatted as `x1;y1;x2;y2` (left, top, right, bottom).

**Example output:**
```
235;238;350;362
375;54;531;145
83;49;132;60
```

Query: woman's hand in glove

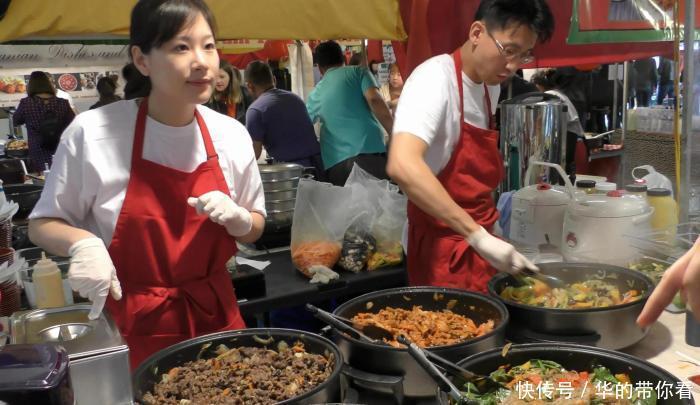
68;237;122;320
466;226;539;275
187;191;253;237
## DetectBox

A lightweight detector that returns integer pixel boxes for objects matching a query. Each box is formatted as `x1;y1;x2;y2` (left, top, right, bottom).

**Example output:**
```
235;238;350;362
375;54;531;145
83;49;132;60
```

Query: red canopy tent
390;0;674;77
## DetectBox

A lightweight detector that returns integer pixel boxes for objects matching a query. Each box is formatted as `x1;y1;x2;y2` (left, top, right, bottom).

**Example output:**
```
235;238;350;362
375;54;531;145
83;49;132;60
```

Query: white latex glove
187;191;253;237
68;237;122;320
308;265;339;284
467;226;539;275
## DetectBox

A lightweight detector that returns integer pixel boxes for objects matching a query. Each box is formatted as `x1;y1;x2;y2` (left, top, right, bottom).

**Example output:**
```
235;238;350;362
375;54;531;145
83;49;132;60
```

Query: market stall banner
0;0;407;42
569;0;700;44
0;67;121;107
0;45;129;69
392;0;675;78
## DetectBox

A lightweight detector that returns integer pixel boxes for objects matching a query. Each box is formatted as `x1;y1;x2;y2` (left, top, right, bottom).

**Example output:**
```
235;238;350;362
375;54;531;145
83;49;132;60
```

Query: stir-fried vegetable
462;359;658;404
500;278;642;309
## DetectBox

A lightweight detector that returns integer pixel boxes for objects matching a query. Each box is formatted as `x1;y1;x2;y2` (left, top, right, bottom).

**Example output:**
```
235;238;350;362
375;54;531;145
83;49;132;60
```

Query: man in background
306;40;393;186
244;60;323;178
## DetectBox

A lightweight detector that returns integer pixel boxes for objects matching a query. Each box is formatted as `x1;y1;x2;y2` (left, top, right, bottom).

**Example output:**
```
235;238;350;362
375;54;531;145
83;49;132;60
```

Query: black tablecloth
237;250;407;317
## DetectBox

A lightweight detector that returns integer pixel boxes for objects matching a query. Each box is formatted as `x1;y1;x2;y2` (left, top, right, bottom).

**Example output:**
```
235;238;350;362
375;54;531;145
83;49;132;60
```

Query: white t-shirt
30;99;266;246
56;89;76;111
392;54;500;174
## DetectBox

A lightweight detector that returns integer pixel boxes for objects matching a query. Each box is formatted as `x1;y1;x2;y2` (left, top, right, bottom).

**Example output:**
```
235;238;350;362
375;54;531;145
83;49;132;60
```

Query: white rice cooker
561;190;653;266
510;161;574;250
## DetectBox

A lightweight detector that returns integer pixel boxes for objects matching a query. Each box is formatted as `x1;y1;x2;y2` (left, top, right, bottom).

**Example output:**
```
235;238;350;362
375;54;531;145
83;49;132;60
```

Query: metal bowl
133;328;343;405
265;189;297;201
265;198;296;212
488;262;655;350
259;163;304;182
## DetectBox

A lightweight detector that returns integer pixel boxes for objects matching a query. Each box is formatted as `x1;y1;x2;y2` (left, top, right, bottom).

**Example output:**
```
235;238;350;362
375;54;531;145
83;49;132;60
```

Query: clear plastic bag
290;179;351;277
344;165;407;271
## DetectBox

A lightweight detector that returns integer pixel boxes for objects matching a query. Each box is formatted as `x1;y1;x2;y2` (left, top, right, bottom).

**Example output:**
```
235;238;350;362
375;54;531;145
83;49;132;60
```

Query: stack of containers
258;163;304;231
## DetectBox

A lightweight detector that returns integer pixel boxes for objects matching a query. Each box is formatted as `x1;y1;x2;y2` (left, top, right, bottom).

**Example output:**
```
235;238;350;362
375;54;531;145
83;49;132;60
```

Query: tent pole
680;0;696;222
613;64;620;129
622;61;630;144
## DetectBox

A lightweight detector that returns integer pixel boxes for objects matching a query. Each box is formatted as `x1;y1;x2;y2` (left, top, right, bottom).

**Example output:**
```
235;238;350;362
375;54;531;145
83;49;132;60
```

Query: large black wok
5;184;43;219
333;286;508;398
488;262;655;350
132;328;343;404
440;343;693;404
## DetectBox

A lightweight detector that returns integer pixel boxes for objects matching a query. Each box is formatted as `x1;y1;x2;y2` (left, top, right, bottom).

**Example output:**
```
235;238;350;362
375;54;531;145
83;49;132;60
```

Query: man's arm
386;133;480;238
253;141;263;160
364;87;393;141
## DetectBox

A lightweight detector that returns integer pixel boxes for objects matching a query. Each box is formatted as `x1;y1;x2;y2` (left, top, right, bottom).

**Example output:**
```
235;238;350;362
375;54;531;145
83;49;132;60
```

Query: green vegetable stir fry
462;359;658;404
500;278;642;309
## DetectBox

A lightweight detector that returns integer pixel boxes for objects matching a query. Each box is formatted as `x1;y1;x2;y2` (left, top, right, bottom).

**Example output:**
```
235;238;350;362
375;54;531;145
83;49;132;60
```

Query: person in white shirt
386;0;554;292
28;0;265;369
44;73;78;114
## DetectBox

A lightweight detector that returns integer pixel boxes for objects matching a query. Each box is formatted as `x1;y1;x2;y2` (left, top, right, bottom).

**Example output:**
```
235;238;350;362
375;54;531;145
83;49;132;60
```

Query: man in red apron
387;0;555;292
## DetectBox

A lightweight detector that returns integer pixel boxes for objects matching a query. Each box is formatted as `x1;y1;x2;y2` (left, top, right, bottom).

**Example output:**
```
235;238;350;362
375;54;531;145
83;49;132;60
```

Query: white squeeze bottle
33;252;66;309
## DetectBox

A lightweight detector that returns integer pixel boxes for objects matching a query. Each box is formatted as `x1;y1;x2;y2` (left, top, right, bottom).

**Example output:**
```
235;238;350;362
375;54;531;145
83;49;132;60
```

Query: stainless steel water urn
499;92;568;192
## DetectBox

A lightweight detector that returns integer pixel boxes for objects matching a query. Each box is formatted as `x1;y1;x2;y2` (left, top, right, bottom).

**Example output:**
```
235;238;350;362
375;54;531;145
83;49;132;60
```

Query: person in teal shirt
306;41;394;186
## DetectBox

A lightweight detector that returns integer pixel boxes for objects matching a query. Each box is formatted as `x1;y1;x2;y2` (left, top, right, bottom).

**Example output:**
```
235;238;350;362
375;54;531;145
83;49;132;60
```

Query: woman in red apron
387;0;555;292
28;0;265;369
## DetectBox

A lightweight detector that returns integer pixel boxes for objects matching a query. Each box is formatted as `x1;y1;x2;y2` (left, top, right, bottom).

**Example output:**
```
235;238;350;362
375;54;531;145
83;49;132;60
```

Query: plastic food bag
344;165;407;271
338;214;377;273
291;179;352;277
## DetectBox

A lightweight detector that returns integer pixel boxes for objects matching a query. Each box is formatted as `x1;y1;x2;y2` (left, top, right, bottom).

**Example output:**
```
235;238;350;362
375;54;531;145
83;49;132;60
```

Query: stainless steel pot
265;209;294;230
263;177;301;192
265;189;297;201
259;163;304;182
133;328;343;405
265;198;296;212
500;92;568;192
332;286;508;398
488;262;655;350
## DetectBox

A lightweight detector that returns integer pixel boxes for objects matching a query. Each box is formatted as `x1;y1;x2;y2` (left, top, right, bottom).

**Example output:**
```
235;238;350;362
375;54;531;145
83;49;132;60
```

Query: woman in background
206;60;251;124
13;71;75;172
379;63;404;115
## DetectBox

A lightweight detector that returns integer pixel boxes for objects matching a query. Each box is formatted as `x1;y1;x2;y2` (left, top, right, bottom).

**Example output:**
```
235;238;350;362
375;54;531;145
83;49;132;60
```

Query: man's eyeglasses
487;32;535;65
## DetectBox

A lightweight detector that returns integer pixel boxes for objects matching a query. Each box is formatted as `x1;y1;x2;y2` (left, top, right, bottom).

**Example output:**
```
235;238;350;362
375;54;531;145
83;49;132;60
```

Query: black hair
531;69;556;90
314;41;344;69
474;0;554;43
122;62;151;100
129;0;217;56
349;52;363;66
127;0;215;97
28;71;55;96
244;60;274;88
96;76;117;98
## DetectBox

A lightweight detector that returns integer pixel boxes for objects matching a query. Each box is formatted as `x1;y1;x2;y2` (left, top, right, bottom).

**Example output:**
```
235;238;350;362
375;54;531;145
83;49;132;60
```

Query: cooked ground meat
141;342;333;405
352;305;495;348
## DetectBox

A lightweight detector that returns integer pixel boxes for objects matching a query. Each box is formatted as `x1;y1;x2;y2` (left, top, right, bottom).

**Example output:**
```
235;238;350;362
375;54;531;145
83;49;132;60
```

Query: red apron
106;99;245;369
406;49;504;293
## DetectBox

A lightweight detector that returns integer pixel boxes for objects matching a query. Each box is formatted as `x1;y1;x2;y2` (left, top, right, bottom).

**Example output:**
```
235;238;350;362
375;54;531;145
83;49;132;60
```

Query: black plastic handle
305;304;373;343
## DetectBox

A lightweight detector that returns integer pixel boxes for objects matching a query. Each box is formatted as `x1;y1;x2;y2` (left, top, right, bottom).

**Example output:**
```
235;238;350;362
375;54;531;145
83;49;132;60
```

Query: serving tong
305;304;394;342
398;335;501;404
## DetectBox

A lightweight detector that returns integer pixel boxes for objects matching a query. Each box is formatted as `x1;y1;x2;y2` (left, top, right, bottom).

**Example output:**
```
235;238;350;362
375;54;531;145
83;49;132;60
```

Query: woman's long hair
214;60;242;105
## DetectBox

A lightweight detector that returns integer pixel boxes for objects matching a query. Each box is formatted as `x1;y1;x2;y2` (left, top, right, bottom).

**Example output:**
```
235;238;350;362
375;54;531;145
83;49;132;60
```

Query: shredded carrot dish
291;241;341;277
352;305;494;348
